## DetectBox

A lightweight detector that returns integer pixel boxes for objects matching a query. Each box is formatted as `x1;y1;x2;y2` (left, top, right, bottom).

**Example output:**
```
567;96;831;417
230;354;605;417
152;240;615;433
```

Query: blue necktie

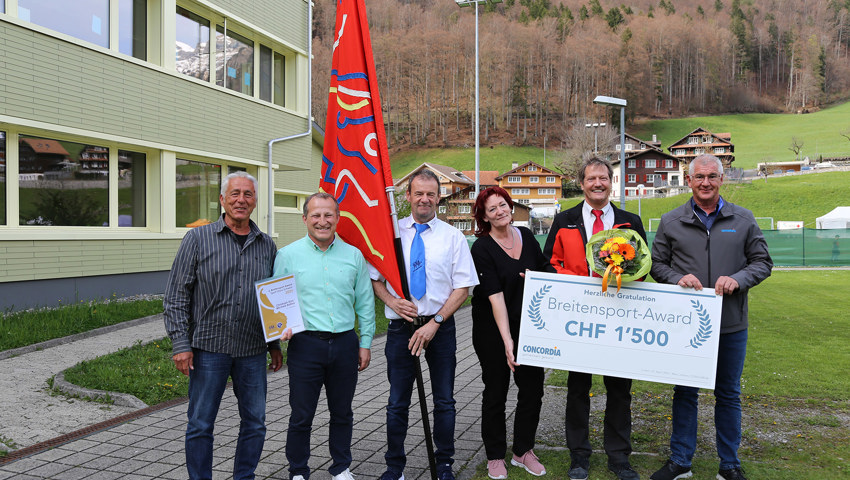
410;223;429;300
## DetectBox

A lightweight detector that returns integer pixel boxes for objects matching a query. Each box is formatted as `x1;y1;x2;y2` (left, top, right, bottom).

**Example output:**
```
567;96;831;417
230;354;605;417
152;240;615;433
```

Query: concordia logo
522;345;561;357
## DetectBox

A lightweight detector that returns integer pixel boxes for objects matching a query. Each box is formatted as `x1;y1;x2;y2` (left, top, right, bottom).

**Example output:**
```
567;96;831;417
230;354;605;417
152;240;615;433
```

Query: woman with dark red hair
470;186;550;479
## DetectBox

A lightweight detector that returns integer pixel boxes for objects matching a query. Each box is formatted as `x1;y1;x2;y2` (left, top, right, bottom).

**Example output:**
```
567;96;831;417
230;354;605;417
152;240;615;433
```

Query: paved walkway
0;307;506;480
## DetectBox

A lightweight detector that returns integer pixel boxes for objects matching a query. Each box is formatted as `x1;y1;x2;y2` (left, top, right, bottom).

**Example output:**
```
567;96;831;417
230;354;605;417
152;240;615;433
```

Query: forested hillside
310;0;850;149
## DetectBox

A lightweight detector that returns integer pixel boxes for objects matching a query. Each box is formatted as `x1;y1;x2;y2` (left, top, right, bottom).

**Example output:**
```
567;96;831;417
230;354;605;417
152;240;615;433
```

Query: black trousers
472;322;545;460
565;372;633;464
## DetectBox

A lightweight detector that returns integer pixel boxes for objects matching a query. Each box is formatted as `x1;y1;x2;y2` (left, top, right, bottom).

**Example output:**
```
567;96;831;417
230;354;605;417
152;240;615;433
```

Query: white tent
816;207;850;229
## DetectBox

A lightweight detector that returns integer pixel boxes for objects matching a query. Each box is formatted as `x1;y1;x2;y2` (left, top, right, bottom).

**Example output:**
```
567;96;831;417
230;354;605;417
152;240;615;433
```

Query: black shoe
609;463;640;480
717;467;747;480
568;455;590;480
649;459;692;480
379;471;404;480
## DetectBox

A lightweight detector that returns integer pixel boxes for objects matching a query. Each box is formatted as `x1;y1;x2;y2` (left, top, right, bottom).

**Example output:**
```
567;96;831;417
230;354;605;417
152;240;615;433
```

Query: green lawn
631;102;850;170
389;101;850;175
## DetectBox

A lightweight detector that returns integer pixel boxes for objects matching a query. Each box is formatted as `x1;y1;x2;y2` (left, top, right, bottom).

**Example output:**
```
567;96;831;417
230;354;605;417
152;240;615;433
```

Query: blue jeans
384;318;457;475
186;349;268;480
286;330;359;479
669;329;748;470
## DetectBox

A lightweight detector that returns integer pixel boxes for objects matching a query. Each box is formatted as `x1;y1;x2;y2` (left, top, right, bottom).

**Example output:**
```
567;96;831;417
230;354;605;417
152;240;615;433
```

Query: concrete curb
52;370;149;410
0;314;163;361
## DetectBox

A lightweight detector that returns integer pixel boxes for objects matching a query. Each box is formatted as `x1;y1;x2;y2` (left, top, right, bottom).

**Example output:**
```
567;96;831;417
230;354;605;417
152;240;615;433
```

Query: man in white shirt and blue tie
370;169;478;480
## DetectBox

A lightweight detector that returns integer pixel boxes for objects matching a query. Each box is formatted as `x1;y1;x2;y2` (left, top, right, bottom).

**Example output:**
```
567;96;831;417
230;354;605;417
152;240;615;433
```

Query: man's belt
302;330;351;340
411;315;435;327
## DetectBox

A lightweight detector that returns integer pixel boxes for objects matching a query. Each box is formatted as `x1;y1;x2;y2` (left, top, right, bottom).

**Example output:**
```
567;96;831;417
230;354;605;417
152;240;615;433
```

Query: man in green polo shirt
273;192;376;480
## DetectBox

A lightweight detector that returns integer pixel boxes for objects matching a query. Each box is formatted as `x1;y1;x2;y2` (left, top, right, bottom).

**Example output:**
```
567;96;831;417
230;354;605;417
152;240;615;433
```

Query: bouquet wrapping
585;228;652;292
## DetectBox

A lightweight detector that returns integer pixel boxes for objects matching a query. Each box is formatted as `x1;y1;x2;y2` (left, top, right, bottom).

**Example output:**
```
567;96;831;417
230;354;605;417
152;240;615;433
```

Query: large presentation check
516;272;723;389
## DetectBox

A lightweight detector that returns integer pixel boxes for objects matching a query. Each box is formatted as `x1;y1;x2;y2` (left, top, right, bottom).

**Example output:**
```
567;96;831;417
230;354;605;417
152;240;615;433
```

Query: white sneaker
293;476;306;480
332;468;356;480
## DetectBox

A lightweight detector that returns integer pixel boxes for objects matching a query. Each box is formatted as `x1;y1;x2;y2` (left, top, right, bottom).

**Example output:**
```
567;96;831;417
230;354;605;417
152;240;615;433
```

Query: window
546;176;556;183
646;174;659;185
15;0;147;60
176;7;211;81
538;188;556;195
675;149;685;156
695;147;705;155
666;159;674;168
715;147;726;154
511;188;530;195
458;205;471;214
438;205;447;214
529;176;539;183
528;165;537;172
516;199;530;205
640;143;646;149
19;135;109;226
703;136;712;143
627;174;636;183
216;26;254;95
274;193;298;208
508;176;521;183
176;159;221;227
260;46;286;106
645;159;656;168
455;187;461;193
0;131;5;225
688;136;699;144
469;191;475;199
18;0;109;48
439;186;447;195
627;159;636;168
119;0;147;59
117;149;147;227
453;221;471;231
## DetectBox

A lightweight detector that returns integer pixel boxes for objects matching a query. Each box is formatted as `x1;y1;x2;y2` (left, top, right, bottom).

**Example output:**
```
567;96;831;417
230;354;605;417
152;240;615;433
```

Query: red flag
320;0;404;296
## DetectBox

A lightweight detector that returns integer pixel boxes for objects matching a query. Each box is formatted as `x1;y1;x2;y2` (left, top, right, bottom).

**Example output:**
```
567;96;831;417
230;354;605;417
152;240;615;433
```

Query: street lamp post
593;95;627;209
636;183;644;217
456;0;501;198
585;122;607;153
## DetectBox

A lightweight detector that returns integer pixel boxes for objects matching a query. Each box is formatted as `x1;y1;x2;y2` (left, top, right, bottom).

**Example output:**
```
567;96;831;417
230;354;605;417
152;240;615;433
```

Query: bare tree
788;136;804;160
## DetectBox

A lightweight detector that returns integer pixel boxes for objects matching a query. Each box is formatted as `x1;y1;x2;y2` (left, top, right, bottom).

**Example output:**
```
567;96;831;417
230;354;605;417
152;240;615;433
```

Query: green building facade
0;0;322;310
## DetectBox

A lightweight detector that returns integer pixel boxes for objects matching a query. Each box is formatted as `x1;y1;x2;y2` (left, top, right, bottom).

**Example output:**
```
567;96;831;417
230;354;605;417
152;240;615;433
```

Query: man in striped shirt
164;171;282;480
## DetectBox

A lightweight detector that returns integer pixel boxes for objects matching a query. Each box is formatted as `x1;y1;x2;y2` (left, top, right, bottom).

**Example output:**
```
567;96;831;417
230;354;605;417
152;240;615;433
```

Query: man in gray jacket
649;154;772;480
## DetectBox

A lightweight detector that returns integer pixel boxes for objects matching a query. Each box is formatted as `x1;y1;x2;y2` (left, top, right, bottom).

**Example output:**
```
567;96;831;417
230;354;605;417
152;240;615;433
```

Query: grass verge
468;270;850;479
63;298;394;406
0;298;164;352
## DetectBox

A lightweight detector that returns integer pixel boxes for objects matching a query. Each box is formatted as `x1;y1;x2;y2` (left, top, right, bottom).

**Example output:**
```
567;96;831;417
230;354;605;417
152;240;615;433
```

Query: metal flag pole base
409;323;438;480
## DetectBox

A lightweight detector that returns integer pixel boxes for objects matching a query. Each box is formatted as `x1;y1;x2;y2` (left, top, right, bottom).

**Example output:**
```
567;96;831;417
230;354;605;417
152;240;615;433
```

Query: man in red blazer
543;157;647;480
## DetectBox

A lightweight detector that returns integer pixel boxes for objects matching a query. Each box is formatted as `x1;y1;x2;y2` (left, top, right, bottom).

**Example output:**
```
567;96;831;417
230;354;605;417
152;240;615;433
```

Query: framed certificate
254;275;305;342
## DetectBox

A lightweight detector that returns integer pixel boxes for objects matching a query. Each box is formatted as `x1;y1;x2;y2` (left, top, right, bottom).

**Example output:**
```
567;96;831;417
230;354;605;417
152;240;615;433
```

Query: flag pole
386;185;438;480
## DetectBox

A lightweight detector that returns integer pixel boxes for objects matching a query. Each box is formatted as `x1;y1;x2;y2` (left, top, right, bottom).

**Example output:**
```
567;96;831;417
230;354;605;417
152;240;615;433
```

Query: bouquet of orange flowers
585;228;651;292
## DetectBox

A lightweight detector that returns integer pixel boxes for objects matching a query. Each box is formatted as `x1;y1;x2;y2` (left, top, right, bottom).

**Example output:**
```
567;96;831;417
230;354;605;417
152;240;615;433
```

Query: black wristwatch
433;314;444;324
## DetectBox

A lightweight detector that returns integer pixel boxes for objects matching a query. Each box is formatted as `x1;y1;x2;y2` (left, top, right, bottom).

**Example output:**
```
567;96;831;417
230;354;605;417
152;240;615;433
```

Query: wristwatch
434;314;444;324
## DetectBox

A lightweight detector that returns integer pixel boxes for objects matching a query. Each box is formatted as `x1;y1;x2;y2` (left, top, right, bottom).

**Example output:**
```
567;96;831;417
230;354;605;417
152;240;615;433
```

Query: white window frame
645;159;656;168
511;188;530;196
546;176;556;183
666;159;674;168
688;137;699;144
529;176;539;183
627;159;636;168
528;165;537;171
627;174;636;183
537;188;557;195
438;205;447;214
458;205;471;214
715;147;726;154
507;176;521;183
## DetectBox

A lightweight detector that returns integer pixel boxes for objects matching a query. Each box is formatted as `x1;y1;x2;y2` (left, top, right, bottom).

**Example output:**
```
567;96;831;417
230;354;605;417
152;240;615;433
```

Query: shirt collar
583;201;612;217
690;196;725;216
306;234;336;251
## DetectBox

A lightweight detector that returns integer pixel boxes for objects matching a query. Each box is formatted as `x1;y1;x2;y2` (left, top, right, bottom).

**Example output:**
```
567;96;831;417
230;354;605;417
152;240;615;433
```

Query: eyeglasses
691;174;721;183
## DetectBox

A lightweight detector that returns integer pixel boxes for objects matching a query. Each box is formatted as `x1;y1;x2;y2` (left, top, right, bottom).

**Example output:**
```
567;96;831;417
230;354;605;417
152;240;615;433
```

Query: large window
16;0;146;60
216;26;254;95
18;0;109;48
666;159;674;168
259;45;285;106
176;159;221;227
508;176;521;183
19;135;109;226
118;150;146;227
176;7;211;81
511;188;530;195
0;132;5;225
628;174;636;183
645;159;657;168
